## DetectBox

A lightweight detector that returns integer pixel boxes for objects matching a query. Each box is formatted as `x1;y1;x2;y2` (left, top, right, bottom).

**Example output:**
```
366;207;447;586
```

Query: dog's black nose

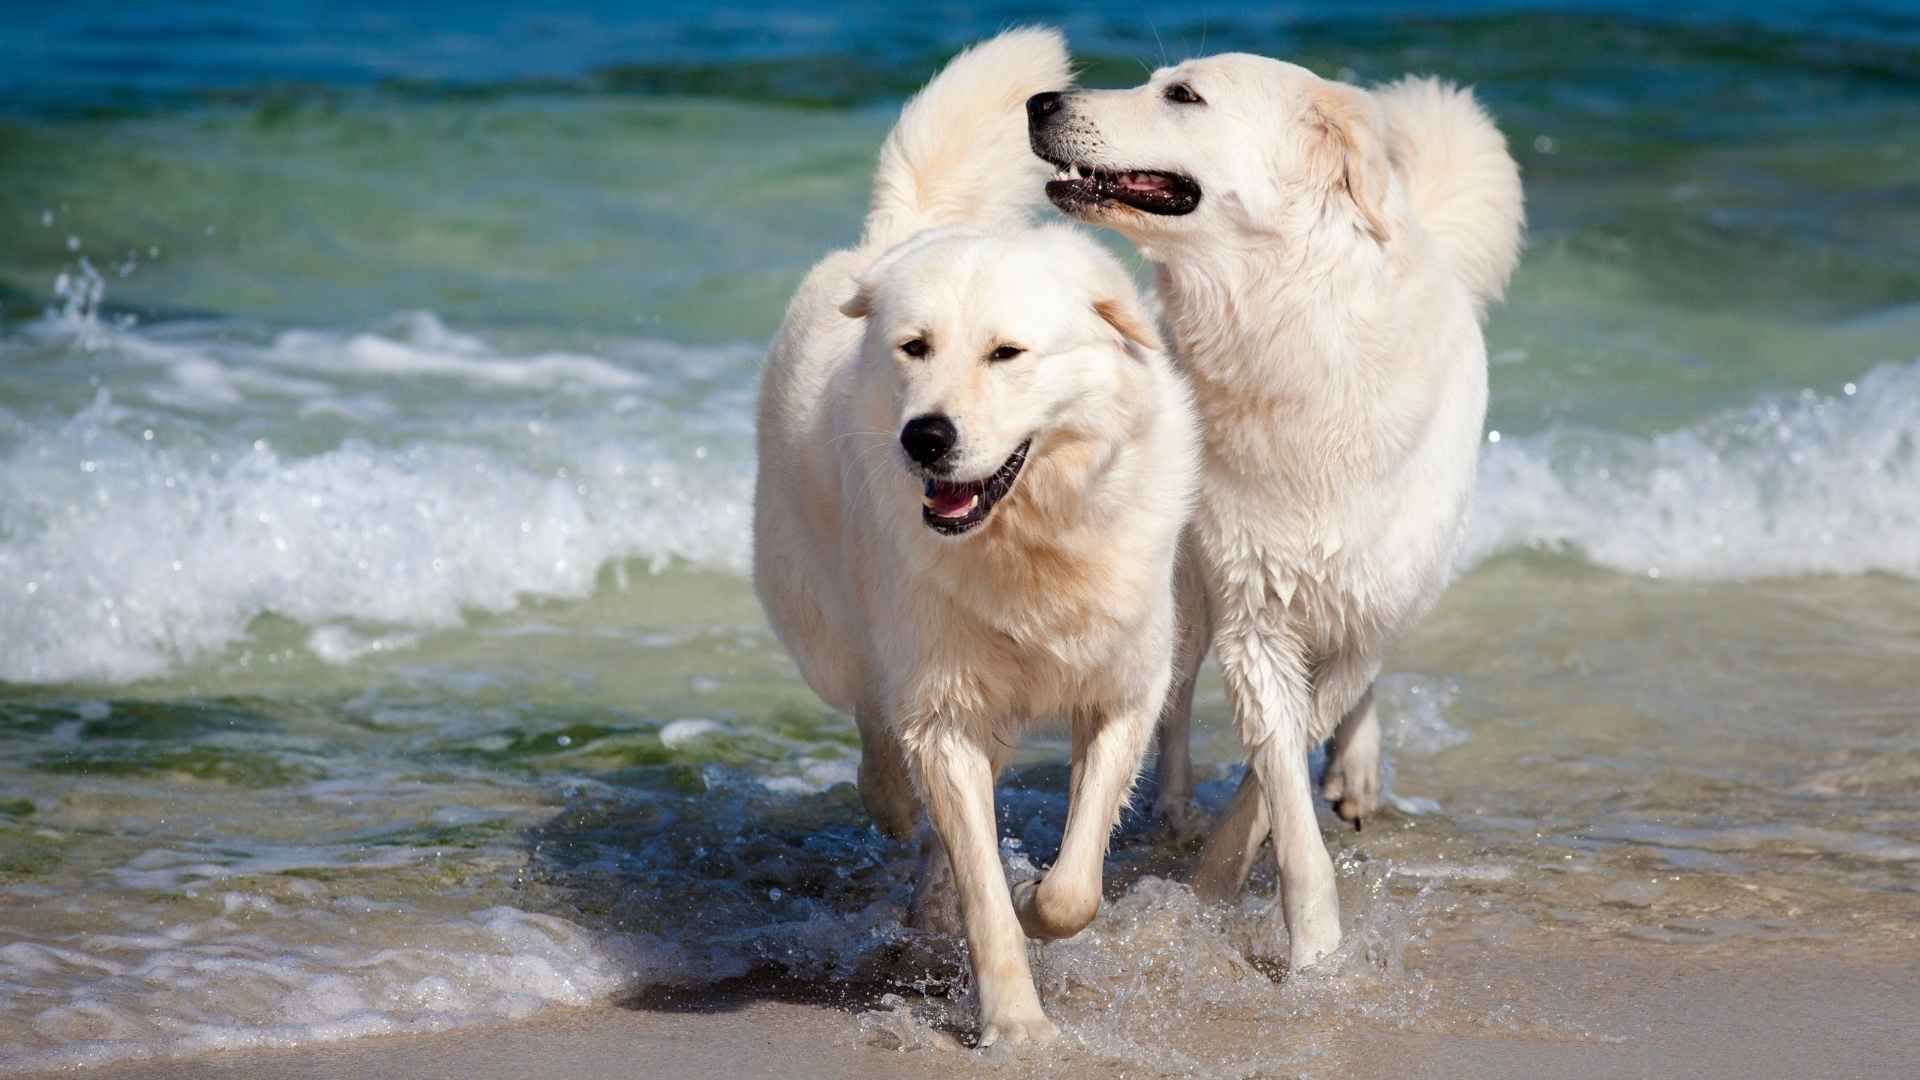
1026;91;1063;124
900;414;958;469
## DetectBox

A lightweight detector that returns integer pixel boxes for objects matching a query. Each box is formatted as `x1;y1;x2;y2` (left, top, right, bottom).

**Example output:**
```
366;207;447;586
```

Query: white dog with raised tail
1029;58;1524;970
754;28;1199;1044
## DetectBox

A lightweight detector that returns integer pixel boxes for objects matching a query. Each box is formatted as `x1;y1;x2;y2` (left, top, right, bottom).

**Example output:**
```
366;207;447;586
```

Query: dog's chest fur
909;506;1152;720
1164;272;1464;663
884;436;1176;726
1192;463;1393;661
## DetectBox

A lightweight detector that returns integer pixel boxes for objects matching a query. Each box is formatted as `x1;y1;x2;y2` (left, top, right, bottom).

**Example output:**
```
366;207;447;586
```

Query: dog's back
1377;77;1525;316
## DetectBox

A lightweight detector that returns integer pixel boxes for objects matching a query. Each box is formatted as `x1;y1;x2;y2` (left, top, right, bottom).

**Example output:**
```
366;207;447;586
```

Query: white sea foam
0;314;755;685
758;755;859;795
265;312;654;392
0;902;634;1074
657;717;726;749
2;302;1916;685
1468;358;1920;579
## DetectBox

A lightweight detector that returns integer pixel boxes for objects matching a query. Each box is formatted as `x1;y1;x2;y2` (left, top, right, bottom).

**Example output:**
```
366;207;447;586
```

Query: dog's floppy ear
1307;81;1391;245
1094;295;1161;353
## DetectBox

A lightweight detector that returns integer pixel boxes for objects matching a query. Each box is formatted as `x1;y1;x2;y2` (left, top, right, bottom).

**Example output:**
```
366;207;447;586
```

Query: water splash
1469;359;1920;579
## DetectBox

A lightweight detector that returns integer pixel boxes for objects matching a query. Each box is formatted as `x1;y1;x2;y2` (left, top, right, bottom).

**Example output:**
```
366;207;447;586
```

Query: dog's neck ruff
1153;244;1409;489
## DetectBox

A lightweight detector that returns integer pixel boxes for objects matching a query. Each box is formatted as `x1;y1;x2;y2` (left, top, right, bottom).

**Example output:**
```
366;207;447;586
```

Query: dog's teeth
1069;163;1083;181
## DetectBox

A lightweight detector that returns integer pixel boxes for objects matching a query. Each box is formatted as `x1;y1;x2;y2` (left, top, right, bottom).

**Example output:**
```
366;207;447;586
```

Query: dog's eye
1163;83;1204;106
899;338;929;358
988;344;1025;362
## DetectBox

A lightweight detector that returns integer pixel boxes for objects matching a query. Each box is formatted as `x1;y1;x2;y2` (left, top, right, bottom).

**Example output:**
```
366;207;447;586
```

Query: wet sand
19;931;1914;1079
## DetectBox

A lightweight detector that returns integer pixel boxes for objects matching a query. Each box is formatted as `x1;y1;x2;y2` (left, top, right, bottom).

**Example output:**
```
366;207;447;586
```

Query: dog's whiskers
844;434;904;510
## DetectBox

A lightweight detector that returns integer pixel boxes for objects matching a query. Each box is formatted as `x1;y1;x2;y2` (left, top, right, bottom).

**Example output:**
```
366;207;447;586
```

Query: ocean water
3;1;1918;1073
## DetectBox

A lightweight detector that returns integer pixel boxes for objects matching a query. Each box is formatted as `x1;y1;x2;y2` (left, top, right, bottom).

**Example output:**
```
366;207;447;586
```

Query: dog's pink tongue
1120;172;1170;192
928;483;977;518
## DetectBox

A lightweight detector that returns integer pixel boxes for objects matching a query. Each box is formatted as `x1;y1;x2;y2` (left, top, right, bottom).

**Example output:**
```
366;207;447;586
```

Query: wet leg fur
1322;685;1382;828
1015;696;1160;939
1211;618;1342;969
902;725;1056;1046
1152;543;1213;841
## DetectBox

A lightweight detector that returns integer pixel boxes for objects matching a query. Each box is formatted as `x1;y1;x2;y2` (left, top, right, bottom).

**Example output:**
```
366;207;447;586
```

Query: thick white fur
753;29;1199;1045
1031;56;1523;969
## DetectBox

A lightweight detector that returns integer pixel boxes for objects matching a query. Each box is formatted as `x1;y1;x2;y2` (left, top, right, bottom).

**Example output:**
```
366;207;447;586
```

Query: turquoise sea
2;2;1917;1073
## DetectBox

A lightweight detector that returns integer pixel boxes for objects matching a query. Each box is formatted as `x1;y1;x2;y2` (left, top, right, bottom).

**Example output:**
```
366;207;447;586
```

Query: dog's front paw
976;1006;1058;1048
1288;919;1343;973
1322;737;1381;829
1011;875;1098;940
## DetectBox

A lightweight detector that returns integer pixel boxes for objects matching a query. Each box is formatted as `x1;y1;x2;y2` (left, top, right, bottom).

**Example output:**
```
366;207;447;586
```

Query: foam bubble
658;718;727;749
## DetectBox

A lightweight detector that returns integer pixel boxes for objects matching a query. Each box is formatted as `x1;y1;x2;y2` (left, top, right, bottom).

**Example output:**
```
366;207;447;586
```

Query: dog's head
1027;55;1392;252
840;226;1160;538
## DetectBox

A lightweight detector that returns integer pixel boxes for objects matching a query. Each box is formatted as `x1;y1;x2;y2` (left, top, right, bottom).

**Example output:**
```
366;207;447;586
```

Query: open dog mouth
920;439;1031;535
1042;160;1201;216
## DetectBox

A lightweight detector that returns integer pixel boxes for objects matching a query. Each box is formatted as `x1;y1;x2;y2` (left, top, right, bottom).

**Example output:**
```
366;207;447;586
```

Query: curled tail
861;27;1072;251
1378;76;1526;315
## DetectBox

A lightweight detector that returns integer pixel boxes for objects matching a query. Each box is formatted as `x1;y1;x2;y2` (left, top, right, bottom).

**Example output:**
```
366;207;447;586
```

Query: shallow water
3;1;1919;1074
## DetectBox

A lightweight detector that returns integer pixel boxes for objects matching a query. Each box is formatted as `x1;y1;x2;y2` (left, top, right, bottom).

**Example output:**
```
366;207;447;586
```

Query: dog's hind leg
1214;623;1343;971
1153;543;1213;841
1251;727;1342;970
1191;768;1268;901
1152;662;1205;842
906;827;965;937
903;724;1056;1046
855;700;919;841
1193;654;1379;901
1015;697;1158;940
1322;683;1381;829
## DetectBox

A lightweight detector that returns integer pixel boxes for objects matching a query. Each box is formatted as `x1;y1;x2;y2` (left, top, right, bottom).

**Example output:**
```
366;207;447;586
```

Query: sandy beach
17;930;1915;1080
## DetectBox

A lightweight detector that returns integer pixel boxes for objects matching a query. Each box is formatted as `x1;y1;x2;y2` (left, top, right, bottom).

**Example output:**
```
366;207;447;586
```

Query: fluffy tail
1378;77;1526;314
861;27;1072;251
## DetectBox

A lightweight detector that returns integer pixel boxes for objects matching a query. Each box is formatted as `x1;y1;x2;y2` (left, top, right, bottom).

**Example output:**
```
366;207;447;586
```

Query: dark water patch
426;714;843;777
524;762;1208;1002
4;9;1915;343
356;818;521;853
0;828;64;879
36;745;322;788
8;9;1919;119
76;697;280;741
0;702;89;736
